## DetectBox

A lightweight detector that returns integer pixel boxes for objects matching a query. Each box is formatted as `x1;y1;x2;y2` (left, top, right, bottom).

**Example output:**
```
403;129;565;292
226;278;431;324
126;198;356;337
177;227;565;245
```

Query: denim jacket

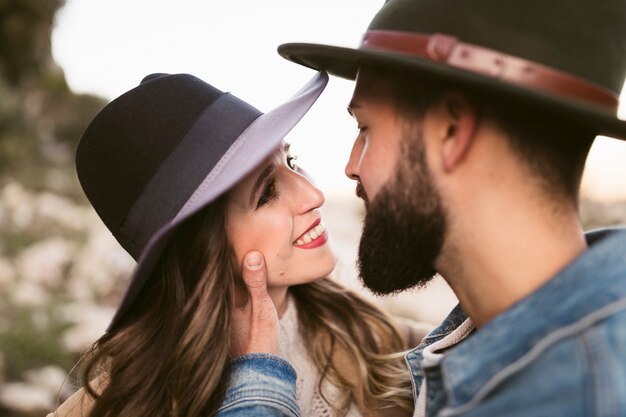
216;354;300;416
217;228;626;417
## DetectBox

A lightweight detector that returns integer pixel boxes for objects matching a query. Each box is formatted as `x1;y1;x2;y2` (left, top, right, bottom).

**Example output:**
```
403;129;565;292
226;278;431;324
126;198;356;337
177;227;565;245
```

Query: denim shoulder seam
579;325;625;416
579;332;599;417
439;296;626;417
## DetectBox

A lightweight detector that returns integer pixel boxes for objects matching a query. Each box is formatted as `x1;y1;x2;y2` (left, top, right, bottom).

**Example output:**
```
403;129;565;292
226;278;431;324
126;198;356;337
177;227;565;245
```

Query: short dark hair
365;65;595;203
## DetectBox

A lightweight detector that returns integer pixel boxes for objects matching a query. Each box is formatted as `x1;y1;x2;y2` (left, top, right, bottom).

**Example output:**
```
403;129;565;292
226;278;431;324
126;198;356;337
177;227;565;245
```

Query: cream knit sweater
278;296;362;417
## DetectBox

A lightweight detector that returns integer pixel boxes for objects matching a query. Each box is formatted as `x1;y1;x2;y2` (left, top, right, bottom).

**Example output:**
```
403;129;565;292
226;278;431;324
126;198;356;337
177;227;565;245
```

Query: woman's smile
293;219;327;247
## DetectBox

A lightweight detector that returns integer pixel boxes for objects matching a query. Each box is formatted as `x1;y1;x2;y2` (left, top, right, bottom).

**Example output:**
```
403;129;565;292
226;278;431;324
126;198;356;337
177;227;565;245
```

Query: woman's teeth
296;223;325;246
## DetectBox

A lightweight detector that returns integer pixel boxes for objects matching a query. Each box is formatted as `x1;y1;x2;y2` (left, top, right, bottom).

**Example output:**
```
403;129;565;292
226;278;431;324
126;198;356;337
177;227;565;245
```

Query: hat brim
278;43;626;140
107;71;329;330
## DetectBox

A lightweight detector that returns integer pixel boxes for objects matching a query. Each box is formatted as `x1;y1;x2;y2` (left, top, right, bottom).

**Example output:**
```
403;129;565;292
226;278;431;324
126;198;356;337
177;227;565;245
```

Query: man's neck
439;192;587;329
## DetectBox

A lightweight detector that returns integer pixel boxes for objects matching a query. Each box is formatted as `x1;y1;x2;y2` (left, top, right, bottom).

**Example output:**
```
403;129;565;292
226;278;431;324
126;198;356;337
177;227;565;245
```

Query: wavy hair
292;280;414;415
78;192;413;417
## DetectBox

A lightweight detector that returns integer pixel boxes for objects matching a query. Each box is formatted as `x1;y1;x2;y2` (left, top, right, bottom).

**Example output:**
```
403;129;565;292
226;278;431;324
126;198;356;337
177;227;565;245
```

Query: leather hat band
361;30;619;110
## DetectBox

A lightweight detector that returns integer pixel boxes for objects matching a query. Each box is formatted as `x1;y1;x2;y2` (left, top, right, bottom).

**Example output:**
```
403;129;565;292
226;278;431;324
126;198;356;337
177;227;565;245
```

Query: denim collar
405;303;469;399
421;227;626;410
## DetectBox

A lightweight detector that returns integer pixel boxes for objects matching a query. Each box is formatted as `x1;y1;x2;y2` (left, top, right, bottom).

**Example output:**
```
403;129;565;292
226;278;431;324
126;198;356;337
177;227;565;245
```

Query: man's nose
344;136;364;181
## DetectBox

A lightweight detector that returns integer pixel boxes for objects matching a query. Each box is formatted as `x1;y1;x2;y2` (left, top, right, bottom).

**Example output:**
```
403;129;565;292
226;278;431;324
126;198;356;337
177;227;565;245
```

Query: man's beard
357;130;447;295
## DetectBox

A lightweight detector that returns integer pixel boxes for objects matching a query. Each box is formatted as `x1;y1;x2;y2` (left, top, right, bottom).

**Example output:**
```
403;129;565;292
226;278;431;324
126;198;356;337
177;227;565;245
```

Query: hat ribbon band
361;30;619;111
118;92;262;258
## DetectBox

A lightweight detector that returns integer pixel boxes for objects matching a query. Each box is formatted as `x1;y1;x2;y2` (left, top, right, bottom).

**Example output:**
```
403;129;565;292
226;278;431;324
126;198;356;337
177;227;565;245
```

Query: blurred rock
34;192;91;232
11;281;50;308
16;237;75;288
67;219;134;301
1;181;35;230
43;168;78;195
0;257;16;290
24;365;73;401
0;382;53;414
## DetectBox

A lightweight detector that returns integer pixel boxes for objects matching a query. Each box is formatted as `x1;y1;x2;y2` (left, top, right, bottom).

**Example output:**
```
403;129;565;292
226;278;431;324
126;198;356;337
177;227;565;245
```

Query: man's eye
256;178;279;209
286;154;298;170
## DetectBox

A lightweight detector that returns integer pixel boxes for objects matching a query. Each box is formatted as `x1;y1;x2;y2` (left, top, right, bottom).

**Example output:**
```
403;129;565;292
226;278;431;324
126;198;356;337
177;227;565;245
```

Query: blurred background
0;0;625;415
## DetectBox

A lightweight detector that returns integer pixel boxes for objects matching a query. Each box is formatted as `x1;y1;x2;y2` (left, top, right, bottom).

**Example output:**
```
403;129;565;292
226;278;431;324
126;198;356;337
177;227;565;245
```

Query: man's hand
230;251;280;357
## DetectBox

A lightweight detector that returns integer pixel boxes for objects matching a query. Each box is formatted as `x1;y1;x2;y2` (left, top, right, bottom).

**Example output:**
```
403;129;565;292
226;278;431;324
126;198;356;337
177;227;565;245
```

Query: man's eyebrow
249;164;275;207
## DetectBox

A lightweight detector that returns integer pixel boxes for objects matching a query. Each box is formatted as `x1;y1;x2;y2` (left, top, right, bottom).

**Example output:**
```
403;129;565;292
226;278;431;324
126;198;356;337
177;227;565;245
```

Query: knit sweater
278;296;362;417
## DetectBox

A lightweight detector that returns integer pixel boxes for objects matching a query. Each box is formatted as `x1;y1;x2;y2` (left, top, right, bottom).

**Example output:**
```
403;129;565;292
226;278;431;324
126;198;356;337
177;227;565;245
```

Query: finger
239;251;280;355
241;251;275;322
242;251;268;296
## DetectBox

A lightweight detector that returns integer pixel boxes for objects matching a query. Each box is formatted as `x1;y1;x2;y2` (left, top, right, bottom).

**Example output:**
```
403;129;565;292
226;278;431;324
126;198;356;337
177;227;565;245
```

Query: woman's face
226;143;337;290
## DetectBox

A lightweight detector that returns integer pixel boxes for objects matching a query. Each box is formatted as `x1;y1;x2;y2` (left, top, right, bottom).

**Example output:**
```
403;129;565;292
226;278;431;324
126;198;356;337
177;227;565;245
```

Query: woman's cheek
229;211;293;283
265;251;294;287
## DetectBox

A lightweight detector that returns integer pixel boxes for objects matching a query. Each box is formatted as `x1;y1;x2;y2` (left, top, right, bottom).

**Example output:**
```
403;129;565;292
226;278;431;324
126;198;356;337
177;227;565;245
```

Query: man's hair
366;65;595;203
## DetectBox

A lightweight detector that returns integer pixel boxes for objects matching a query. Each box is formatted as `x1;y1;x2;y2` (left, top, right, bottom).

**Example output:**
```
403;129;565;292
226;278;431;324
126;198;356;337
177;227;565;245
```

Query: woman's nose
294;172;325;214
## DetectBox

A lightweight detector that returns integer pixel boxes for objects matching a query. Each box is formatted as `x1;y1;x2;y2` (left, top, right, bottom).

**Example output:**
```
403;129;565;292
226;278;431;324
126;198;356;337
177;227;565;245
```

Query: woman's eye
286;154;298;170
256;178;279;209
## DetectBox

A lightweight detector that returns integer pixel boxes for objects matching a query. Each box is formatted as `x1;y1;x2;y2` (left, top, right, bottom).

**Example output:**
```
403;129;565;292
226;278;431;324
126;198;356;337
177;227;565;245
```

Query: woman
49;71;425;417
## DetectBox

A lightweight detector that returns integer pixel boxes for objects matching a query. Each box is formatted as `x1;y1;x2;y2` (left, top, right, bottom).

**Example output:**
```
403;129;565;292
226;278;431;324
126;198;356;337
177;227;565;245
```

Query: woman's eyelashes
287;154;298;170
256;178;279;209
255;153;298;209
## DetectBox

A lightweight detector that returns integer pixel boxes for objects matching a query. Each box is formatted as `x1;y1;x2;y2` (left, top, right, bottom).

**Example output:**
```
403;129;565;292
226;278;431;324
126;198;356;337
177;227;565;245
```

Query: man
219;0;626;416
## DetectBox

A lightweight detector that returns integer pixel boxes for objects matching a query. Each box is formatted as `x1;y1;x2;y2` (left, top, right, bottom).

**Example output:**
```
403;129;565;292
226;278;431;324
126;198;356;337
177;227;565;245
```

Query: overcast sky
52;0;626;201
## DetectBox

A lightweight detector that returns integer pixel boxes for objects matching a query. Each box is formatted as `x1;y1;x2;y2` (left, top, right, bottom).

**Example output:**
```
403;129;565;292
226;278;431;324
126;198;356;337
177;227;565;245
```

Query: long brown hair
79;193;413;416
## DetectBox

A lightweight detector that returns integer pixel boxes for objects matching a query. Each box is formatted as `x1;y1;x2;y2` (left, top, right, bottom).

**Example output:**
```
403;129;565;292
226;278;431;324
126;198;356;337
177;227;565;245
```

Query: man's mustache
355;181;368;205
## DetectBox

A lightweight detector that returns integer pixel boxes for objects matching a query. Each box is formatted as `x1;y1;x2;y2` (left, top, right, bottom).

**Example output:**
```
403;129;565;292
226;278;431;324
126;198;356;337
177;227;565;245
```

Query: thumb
242;251;268;296
237;251;279;355
241;251;276;321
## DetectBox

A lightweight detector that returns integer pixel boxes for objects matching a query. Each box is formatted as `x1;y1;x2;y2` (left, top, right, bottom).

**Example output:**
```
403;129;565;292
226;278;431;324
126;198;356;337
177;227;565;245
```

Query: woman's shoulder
47;387;93;417
47;375;107;417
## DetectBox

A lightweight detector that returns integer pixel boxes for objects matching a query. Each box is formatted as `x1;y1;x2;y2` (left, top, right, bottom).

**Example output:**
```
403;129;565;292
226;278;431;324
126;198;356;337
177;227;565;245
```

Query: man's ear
435;92;478;172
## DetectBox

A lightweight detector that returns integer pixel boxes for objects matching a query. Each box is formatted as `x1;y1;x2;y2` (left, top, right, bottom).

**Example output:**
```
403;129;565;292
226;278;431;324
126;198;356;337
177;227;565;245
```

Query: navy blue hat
77;71;328;329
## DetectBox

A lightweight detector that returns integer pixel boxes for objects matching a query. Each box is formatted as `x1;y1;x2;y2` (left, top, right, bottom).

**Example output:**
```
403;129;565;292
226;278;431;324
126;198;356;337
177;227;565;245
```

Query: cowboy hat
279;0;626;139
77;71;328;329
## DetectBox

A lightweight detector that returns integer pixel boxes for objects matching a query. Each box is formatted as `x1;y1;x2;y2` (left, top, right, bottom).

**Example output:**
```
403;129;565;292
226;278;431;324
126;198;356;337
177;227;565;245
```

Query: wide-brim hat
77;71;328;330
278;0;626;140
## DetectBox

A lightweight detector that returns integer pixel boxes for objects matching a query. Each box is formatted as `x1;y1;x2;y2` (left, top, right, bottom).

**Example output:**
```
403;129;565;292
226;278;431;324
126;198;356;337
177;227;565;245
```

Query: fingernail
245;252;262;270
